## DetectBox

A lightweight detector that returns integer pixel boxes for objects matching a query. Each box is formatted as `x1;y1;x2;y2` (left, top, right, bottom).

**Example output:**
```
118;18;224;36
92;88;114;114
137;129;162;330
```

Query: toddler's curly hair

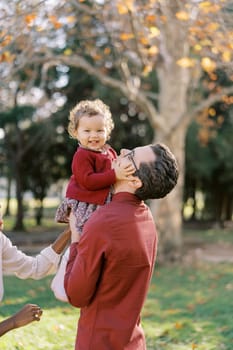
68;99;114;140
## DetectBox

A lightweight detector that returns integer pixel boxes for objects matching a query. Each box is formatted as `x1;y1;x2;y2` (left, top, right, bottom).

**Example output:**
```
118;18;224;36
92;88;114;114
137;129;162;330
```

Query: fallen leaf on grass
165;308;183;315
175;321;184;329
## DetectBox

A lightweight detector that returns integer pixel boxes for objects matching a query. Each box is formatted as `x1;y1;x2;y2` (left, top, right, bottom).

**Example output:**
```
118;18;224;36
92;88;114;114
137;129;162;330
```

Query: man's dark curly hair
135;143;179;200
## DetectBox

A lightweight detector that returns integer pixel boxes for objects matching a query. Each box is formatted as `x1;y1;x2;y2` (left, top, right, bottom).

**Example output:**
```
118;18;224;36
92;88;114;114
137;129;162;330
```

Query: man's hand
69;212;81;243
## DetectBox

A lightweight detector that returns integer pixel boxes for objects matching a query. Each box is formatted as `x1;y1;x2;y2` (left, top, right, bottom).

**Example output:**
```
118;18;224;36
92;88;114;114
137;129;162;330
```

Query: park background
0;0;233;349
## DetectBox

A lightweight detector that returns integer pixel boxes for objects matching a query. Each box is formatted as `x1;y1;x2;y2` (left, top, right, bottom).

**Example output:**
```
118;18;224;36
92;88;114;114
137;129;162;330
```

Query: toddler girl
51;99;134;301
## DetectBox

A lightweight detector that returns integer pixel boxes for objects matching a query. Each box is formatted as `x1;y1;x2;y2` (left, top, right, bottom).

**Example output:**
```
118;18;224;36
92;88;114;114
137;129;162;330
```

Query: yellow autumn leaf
175;322;183;329
140;37;149;45
120;33;134;41
222;95;233;104
165;308;182;315
199;2;221;13
64;48;73;56
206;22;219;31
199;1;212;8
1;35;12;47
176;57;195;68
142;65;152;77
104;47;111;55
200;39;212;46
66;16;76;24
148;45;158;55
145;15;156;23
149;26;160;37
194;44;202;51
51;21;61;29
208;108;216;116
0;51;14;63
176;11;190;21
25;13;36;26
48;15;61;28
222;51;231;62
117;4;128;15
201;57;216;72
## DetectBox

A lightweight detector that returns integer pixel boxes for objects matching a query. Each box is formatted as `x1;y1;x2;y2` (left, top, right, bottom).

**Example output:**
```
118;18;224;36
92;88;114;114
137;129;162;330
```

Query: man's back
65;192;157;350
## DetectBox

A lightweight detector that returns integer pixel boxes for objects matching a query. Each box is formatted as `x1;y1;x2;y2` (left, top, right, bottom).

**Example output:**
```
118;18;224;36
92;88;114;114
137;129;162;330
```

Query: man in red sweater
64;143;179;350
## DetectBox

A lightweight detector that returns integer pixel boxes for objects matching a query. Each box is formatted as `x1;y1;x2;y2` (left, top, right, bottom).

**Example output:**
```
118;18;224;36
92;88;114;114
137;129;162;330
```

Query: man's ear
130;176;142;190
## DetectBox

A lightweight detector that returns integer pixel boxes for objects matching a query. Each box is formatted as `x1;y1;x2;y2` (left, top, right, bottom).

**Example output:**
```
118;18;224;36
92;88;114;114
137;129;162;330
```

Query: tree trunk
225;195;232;221
4;173;12;216
147;2;192;261
151;19;190;261
35;199;44;226
13;165;25;231
13;124;25;231
151;124;186;262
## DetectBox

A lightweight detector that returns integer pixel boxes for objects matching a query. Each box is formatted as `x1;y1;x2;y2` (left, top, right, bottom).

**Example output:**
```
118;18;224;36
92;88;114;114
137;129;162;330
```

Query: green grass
144;263;233;350
1;206;233;349
0;276;77;349
1;263;233;350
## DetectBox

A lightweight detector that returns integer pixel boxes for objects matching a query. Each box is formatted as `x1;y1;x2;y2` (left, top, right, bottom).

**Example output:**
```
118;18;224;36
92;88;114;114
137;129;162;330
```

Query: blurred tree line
0;1;233;261
0;67;232;230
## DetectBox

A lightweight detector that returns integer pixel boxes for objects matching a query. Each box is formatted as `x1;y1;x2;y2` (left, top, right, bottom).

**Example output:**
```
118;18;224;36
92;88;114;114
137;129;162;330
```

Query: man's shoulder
86;202;113;226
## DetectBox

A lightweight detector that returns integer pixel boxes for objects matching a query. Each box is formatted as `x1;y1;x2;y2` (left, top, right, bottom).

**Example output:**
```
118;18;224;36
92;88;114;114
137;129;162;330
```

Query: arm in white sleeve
2;233;60;279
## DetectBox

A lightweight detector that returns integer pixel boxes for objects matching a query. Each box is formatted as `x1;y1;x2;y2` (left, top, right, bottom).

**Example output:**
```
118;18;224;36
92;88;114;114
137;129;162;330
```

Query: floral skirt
55;193;111;234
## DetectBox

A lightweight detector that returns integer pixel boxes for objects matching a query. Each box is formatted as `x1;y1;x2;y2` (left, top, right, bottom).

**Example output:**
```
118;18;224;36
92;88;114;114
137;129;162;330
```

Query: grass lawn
1;206;233;349
1;262;233;350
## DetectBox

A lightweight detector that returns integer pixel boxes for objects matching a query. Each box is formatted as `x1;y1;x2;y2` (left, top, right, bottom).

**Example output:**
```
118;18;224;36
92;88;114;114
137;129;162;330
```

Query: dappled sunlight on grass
1;263;233;349
142;263;233;350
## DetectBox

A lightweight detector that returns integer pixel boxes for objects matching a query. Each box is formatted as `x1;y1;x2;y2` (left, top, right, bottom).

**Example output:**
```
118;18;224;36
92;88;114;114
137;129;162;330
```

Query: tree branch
167;85;233;136
37;54;166;132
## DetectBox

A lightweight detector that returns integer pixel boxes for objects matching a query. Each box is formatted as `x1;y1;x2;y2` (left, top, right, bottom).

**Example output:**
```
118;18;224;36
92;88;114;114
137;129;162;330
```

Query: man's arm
64;213;104;307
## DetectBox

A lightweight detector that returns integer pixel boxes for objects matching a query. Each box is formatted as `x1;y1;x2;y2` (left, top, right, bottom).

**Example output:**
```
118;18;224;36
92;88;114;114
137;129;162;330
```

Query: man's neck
113;182;135;195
